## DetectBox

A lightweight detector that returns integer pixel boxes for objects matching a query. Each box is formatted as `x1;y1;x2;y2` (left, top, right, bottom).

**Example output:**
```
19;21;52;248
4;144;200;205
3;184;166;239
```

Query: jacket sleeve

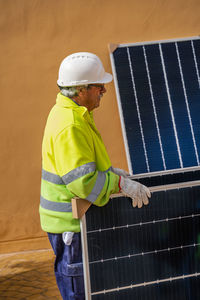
54;124;120;207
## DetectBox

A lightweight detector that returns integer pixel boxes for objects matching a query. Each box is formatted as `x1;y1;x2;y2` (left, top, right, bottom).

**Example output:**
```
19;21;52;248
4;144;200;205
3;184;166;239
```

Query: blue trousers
48;232;85;300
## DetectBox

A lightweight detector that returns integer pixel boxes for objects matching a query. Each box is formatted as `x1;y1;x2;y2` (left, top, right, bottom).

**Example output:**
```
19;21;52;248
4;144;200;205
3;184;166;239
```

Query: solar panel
80;37;200;300
82;185;200;299
110;37;200;175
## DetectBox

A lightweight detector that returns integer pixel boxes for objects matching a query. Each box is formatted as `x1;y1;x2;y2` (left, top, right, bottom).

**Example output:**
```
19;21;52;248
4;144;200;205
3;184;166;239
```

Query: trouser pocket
67;262;85;299
67;262;83;276
71;275;85;298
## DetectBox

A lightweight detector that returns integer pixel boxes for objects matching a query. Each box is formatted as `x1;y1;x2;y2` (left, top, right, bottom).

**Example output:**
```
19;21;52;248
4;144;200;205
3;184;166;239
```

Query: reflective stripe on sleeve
86;171;106;203
62;162;96;185
40;196;72;212
42;162;96;185
42;169;65;185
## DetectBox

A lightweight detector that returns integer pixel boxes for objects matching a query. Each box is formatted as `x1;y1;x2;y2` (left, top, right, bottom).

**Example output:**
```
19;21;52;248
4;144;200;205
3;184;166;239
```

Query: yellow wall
0;0;200;253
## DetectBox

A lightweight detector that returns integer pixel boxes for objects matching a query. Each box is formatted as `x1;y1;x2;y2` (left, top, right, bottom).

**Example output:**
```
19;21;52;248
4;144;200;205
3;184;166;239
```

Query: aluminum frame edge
81;215;92;300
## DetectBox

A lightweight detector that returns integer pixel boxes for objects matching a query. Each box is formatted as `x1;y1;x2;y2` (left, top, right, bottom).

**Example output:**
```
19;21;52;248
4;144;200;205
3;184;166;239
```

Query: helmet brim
57;72;113;87
97;72;113;84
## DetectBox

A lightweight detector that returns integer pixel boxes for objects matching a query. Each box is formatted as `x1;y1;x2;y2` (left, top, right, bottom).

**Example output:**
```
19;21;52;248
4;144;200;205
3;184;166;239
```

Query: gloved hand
120;176;151;208
112;167;130;177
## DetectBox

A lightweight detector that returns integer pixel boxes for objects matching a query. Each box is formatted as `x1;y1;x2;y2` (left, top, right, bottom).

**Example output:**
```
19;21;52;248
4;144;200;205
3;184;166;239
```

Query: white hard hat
57;52;113;87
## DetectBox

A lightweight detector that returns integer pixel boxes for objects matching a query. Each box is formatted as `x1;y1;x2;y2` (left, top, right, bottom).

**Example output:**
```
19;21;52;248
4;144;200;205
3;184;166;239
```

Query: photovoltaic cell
81;37;200;300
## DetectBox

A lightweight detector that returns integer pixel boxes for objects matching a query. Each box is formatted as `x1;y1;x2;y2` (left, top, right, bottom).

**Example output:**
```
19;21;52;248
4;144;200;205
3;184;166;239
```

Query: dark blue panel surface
86;186;200;298
113;38;200;175
144;44;180;170
178;40;200;162
161;42;198;167
86;187;199;232
114;47;148;173
128;45;165;172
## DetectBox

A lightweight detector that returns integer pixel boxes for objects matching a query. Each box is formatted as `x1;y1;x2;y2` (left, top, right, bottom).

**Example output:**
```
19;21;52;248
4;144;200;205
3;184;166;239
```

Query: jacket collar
56;92;94;120
56;92;80;108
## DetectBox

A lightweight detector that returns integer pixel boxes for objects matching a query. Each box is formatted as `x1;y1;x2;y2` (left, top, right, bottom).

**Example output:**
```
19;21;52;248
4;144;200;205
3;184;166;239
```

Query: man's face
80;84;106;111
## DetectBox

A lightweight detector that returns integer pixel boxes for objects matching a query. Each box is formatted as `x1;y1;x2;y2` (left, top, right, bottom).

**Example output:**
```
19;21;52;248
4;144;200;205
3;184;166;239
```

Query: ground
0;249;61;299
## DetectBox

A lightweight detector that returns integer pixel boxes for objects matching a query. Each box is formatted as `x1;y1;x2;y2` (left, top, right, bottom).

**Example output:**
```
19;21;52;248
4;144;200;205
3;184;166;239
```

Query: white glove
120;176;151;208
112;167;130;177
62;232;74;245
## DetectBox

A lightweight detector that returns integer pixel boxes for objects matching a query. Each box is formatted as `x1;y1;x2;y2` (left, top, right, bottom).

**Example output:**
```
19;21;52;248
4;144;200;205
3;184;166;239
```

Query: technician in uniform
39;52;151;300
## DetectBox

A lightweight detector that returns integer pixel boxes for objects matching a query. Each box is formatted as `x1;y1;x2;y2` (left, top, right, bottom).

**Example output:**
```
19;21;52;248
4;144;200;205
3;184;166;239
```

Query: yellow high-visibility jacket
39;93;120;233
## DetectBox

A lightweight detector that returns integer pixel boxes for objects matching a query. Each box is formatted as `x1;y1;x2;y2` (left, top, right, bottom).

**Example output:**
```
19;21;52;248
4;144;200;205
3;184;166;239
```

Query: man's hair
58;85;88;97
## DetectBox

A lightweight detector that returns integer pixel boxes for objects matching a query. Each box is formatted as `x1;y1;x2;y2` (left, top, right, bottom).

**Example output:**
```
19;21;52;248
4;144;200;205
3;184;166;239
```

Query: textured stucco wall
0;0;199;253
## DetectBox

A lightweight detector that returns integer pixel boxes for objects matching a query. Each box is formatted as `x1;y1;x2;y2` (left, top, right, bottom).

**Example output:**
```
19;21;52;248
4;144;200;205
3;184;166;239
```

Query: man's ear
79;87;87;97
78;89;83;96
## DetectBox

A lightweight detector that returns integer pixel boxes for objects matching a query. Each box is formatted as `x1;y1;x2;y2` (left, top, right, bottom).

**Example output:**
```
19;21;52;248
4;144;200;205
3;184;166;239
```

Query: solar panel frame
81;217;92;300
81;36;200;300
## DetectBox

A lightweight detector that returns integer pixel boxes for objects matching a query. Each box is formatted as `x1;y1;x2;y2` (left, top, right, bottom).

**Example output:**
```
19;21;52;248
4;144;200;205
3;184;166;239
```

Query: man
39;52;151;300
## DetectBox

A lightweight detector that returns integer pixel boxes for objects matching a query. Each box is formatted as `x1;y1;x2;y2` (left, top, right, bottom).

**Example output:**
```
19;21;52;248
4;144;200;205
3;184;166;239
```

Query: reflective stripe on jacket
39;93;120;233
